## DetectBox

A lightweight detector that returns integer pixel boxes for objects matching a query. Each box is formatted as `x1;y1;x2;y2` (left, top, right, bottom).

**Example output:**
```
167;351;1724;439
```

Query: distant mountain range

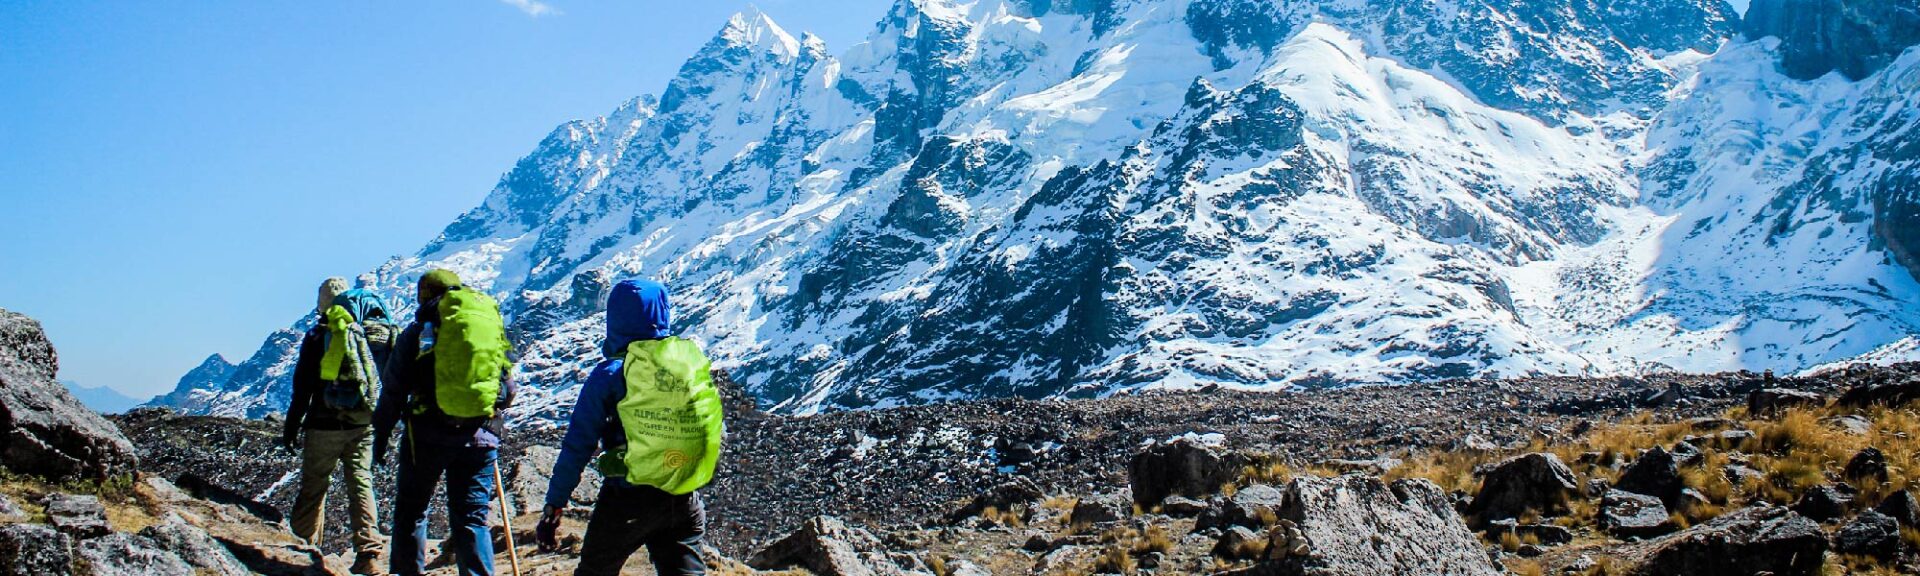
150;0;1920;423
63;380;143;415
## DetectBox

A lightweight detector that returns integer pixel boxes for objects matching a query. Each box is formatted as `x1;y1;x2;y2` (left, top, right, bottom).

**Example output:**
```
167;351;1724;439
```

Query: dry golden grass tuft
1092;543;1136;575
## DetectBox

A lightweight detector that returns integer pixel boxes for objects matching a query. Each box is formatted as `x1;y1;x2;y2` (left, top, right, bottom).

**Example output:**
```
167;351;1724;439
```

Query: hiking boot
349;552;381;575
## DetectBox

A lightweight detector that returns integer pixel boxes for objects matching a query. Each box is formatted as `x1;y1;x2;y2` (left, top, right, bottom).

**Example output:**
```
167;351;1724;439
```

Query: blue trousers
391;441;497;576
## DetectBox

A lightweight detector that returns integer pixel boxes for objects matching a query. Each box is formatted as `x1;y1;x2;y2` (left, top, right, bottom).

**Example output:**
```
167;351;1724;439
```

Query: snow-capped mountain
150;0;1920;421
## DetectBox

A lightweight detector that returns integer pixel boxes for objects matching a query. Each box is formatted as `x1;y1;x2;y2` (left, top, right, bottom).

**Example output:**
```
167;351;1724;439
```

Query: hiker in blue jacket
534;279;709;576
371;269;518;576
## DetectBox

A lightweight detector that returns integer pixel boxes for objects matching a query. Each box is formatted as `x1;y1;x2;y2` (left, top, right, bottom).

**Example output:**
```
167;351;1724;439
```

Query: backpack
317;305;379;414
614;337;724;495
333;289;399;367
424;288;511;419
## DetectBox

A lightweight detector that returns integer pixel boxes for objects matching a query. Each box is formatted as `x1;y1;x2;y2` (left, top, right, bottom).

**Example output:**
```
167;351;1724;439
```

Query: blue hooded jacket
545;279;673;509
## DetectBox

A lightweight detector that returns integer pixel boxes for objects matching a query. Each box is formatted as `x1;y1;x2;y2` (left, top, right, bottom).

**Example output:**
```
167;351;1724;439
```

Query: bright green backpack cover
430;288;510;419
616;337;724;495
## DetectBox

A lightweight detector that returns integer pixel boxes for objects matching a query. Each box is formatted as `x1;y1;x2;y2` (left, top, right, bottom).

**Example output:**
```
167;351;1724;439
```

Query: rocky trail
9;307;1920;575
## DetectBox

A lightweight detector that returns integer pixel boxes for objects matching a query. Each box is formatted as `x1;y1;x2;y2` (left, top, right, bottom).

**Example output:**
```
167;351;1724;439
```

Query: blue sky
0;0;891;399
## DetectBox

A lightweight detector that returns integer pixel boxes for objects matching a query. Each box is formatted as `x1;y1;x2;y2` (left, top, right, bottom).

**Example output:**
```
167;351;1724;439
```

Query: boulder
1127;437;1247;507
1484;518;1574;546
1843;447;1888;483
1212;525;1266;560
1616;506;1826;576
1467;452;1578;523
1067;493;1130;526
76;533;194;576
504;445;599;516
140;515;251;576
1722;464;1765;487
1195;483;1286;531
748;516;909;576
1790;484;1851;522
212;537;349;576
0;308;140;479
946;477;1043;524
1747;388;1824;416
0;523;73;576
1615;447;1684;506
1667;441;1703;467
1267;475;1500;576
1827;415;1873;435
1875;489;1920;527
1601;490;1675;539
0;493;21;521
1833;510;1900;558
1838;375;1920;408
43;493;110;539
1159;495;1209;517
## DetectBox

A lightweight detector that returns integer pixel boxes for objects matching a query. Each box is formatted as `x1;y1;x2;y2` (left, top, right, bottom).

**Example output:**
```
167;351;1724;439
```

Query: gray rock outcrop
1270;475;1500;576
1743;0;1920;81
1616;505;1826;576
748;516;908;576
0;523;73;576
140;515;252;576
1128;437;1247;507
0;308;139;479
1467;452;1579;523
76;533;194;576
43;493;110;539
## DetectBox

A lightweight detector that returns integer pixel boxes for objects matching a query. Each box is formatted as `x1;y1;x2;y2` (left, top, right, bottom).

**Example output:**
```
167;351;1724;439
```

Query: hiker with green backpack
283;277;399;575
533;279;724;576
370;269;518;576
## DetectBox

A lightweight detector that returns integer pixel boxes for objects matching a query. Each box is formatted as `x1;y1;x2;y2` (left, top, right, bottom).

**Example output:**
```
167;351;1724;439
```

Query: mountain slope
153;0;1920;421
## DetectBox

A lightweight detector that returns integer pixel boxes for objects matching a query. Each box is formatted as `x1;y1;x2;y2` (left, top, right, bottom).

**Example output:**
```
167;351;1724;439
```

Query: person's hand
279;430;299;453
535;506;563;552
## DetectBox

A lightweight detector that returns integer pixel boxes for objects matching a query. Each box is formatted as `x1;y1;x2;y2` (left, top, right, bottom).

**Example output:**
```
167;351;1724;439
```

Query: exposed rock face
140;515;252;576
1128;437;1246;507
1467;452;1579;523
1196;483;1287;532
1743;0;1920;81
1617;506;1827;576
43;494;110;540
0;523;73;576
76;533;195;576
1843;447;1888;482
0;308;139;479
748;516;908;576
1270;475;1500;576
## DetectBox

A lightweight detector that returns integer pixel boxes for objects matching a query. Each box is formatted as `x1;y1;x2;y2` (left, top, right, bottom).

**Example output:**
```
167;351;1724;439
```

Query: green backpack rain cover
430;288;510;419
617;337;724;495
317;305;379;421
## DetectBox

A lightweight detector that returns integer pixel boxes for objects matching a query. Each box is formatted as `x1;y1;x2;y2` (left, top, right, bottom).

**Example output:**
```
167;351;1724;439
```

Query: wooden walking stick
493;464;524;576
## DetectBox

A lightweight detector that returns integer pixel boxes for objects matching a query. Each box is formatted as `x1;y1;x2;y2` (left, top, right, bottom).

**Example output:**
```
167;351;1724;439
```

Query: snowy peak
158;0;1920;420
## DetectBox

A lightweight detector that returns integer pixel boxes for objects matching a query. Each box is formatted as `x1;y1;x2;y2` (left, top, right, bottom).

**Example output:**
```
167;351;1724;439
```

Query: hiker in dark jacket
284;277;389;575
371;269;517;576
534;279;711;576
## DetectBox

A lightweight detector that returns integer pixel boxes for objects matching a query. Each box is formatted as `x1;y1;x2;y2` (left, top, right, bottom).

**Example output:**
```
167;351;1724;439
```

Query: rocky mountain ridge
152;0;1920;420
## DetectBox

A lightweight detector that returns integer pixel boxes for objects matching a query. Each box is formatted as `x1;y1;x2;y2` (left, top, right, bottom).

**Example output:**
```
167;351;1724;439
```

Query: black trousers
575;483;707;576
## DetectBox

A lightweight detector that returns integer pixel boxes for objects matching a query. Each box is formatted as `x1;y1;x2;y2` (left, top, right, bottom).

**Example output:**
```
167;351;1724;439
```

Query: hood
604;279;672;358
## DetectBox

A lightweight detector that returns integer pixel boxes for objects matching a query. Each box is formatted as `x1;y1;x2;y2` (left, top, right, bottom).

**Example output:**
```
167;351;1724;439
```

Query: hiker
282;277;398;575
533;279;725;576
372;269;518;576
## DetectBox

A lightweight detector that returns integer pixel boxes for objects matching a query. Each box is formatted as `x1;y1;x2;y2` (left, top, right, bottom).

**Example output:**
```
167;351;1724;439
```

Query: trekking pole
493;464;523;576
